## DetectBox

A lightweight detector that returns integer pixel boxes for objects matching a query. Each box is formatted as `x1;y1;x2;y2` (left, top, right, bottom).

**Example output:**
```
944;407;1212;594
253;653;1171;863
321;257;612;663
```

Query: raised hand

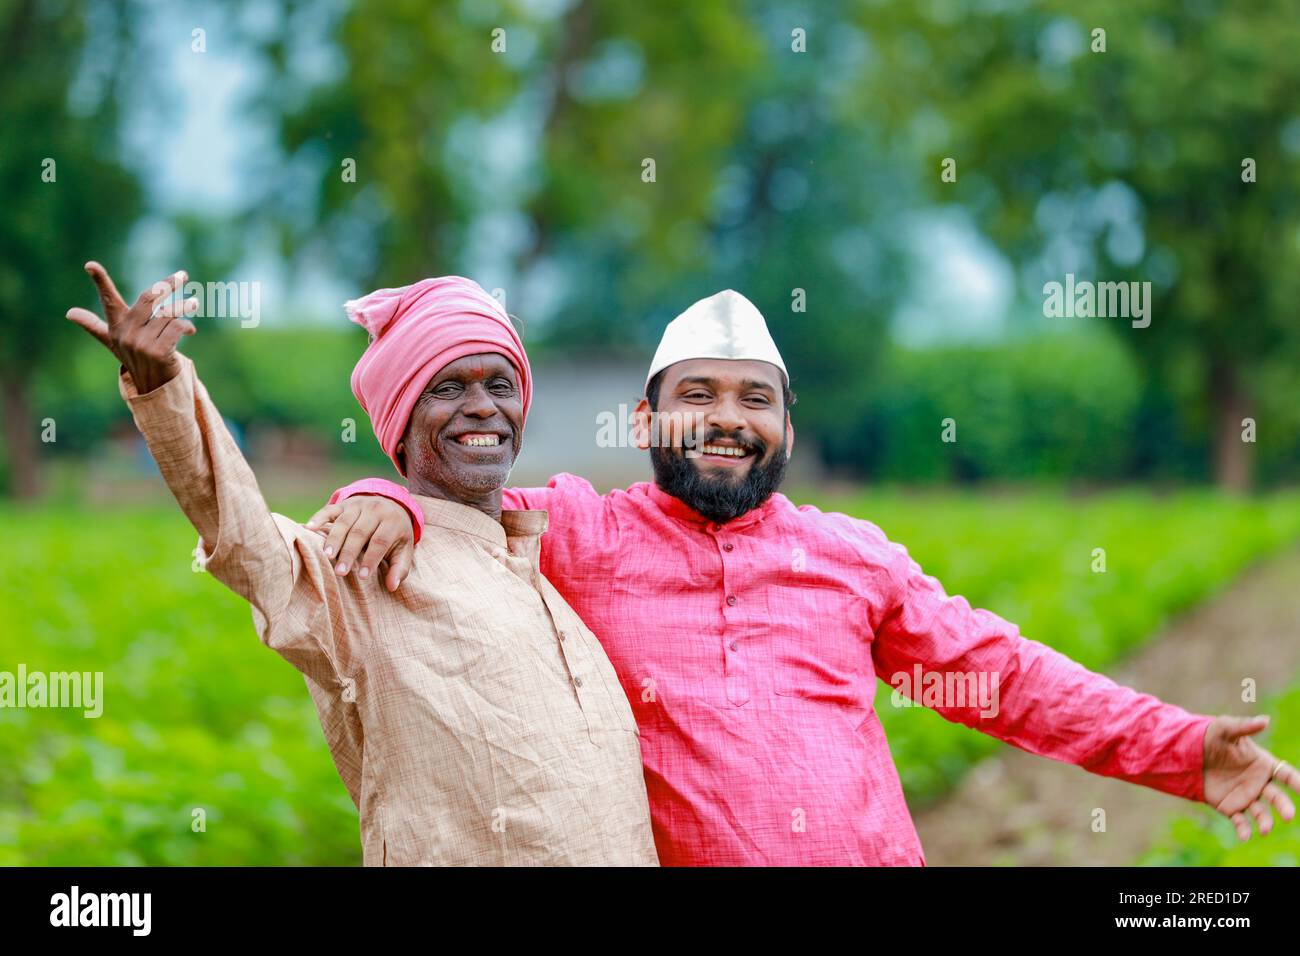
66;261;199;394
1203;714;1298;840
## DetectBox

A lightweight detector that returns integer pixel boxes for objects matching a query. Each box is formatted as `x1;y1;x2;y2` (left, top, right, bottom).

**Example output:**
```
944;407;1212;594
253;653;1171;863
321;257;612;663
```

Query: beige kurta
120;354;658;866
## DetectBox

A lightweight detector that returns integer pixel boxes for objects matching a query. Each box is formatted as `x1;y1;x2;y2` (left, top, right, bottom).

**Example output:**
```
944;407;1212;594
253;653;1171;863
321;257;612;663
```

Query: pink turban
346;276;531;475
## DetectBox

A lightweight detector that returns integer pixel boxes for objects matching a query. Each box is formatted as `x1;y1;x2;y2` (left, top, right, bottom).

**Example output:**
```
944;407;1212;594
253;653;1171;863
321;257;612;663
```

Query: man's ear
785;417;795;459
395;441;407;477
632;397;653;450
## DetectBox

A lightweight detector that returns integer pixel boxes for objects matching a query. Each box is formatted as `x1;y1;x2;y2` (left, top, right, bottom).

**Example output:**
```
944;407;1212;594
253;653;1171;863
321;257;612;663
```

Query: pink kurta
342;473;1214;865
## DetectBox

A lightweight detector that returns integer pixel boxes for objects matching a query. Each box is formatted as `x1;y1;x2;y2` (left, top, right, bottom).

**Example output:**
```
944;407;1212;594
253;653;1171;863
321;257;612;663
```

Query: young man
67;265;657;866
317;289;1298;866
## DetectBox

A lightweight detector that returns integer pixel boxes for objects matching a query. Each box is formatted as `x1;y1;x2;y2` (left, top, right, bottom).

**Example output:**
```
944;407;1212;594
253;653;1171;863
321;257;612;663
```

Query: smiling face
655;358;789;476
397;352;524;510
636;358;794;524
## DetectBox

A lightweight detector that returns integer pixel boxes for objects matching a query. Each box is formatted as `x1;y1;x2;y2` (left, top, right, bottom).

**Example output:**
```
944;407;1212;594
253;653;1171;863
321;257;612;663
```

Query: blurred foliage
862;0;1300;485
0;0;143;494
848;330;1298;484
7;0;1300;490
31;325;392;467
1;502;359;865
847;332;1146;481
808;486;1300;806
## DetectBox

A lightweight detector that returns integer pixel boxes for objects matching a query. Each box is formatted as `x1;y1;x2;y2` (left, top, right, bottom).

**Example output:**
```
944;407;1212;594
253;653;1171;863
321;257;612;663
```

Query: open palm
1203;714;1298;840
66;261;198;393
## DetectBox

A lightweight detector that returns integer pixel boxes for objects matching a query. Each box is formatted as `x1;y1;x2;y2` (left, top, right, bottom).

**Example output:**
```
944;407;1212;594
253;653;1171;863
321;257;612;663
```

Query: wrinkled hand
305;495;416;591
1203;714;1297;840
66;261;198;394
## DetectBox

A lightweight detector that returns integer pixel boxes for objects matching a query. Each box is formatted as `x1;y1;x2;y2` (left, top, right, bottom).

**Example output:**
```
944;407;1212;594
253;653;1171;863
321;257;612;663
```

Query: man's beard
650;431;788;525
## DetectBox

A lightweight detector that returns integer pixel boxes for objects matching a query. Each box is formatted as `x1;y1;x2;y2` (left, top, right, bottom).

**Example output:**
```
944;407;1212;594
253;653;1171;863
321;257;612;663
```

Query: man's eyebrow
676;376;777;394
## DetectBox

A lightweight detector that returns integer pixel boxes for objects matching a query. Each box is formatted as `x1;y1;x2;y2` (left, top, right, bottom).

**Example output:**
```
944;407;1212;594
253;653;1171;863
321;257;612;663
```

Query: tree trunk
1210;360;1253;493
1;372;40;499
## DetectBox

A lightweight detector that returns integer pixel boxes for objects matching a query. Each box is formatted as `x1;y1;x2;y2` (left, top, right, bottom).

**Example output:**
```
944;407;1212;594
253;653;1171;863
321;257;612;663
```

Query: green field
3;503;359;866
3;487;1300;865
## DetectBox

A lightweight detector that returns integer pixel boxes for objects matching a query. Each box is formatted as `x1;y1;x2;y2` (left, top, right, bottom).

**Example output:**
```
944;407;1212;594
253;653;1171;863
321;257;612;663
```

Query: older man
319;289;1298;866
67;263;657;866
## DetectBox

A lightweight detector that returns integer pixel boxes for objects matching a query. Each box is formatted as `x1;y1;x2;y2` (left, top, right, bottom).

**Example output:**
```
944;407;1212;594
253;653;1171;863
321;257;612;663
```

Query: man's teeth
701;444;749;457
457;434;500;447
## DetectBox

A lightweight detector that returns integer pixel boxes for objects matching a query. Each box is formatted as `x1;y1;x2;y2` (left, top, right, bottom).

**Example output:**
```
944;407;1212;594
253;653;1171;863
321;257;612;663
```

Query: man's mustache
679;429;765;459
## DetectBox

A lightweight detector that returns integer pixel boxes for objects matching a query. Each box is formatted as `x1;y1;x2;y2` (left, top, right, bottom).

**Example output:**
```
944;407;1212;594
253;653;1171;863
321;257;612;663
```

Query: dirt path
912;545;1300;866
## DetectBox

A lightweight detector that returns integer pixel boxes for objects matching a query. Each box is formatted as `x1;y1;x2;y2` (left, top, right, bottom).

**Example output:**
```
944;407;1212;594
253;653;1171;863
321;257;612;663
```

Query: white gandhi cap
645;289;789;393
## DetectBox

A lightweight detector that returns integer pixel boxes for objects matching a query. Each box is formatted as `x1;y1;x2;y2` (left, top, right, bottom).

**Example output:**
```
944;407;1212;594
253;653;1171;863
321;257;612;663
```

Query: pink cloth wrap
345;276;531;475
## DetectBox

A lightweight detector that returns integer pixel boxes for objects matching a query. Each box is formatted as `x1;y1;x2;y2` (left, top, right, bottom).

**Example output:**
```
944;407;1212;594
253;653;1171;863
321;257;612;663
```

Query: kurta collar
413;495;548;546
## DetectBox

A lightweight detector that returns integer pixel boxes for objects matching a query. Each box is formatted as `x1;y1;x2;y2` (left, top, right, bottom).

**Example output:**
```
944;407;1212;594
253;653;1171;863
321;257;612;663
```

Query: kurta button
729;640;738;651
726;595;737;606
723;543;734;552
573;675;583;687
558;631;567;642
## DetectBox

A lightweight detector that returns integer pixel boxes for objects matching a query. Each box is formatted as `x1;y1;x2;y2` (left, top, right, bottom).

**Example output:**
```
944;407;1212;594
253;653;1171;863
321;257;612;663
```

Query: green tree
861;0;1300;490
0;0;142;497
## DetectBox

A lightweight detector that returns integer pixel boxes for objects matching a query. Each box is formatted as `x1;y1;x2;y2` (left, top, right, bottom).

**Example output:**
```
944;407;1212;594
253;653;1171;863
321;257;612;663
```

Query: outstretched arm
67;261;358;687
870;532;1296;840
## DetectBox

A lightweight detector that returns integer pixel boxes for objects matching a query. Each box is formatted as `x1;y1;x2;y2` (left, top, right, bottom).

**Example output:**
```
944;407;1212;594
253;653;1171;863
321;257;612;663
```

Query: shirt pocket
773;604;873;703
